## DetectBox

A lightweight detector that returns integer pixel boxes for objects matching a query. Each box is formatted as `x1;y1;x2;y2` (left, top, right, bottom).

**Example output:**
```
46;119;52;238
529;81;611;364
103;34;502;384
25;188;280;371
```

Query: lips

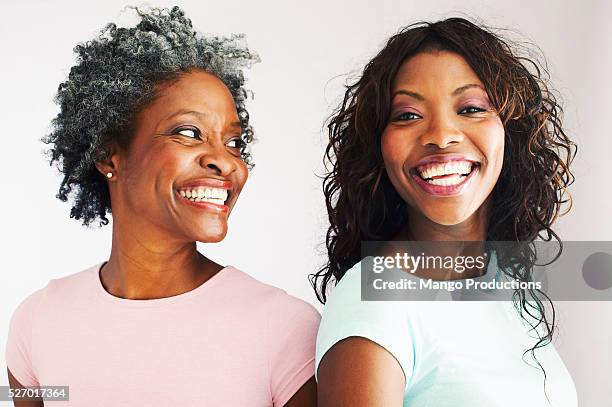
176;190;229;213
413;154;479;169
175;178;233;212
408;154;481;196
176;178;233;190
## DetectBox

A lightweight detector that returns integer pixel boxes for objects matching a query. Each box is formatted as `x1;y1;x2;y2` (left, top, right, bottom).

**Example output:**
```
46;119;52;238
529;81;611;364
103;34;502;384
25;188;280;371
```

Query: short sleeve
268;293;321;407
315;262;414;391
5;287;46;387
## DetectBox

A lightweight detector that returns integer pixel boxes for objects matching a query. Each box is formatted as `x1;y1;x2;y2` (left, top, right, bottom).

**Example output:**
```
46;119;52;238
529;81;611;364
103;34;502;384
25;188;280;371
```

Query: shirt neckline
92;261;234;307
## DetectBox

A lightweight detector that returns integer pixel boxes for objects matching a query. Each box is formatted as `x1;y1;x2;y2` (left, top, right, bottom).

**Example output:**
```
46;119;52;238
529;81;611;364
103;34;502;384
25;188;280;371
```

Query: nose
419;113;464;148
198;143;237;176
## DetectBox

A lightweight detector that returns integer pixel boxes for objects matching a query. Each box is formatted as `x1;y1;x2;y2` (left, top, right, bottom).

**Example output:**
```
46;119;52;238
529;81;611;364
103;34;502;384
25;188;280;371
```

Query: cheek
477;121;505;177
233;160;249;194
145;147;188;186
472;119;505;183
131;143;181;171
124;146;190;202
381;129;411;171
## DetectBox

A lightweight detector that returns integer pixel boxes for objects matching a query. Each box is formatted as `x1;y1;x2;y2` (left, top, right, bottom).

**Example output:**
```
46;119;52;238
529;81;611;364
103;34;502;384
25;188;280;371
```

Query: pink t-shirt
5;262;321;406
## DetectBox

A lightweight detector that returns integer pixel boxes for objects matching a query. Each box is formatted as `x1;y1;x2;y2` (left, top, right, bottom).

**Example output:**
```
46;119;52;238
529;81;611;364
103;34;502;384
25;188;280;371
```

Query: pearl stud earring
106;172;113;179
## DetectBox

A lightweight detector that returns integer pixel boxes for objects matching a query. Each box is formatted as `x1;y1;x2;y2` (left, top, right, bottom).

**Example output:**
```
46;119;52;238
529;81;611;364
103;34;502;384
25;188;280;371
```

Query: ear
95;138;121;181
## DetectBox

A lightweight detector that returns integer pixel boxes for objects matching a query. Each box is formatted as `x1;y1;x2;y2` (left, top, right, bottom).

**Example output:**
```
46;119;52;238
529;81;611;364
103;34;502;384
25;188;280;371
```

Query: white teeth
178;187;229;204
418;161;473;179
194;197;225;205
427;174;466;186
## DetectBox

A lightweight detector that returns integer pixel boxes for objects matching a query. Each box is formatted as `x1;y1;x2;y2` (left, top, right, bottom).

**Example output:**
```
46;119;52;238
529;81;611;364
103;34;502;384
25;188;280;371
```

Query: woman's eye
226;137;246;151
175;127;201;139
393;112;421;121
460;106;487;114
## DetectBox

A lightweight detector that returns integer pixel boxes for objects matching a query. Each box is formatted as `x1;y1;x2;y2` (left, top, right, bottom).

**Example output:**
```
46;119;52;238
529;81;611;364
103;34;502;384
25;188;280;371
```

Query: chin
197;233;227;243
195;223;228;243
423;208;473;227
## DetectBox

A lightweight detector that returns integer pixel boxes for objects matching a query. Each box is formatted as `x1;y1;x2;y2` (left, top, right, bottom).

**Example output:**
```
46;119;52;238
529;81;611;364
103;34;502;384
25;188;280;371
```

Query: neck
402;209;488;242
384;200;491;280
99;217;219;300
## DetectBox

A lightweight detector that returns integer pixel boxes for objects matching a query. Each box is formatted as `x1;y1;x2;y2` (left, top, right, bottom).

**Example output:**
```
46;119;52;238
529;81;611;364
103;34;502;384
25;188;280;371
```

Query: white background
0;0;610;404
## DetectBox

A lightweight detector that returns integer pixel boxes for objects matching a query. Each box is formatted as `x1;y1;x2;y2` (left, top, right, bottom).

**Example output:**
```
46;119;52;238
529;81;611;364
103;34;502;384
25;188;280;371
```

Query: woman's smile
410;160;479;196
176;186;231;213
175;178;233;213
407;155;481;196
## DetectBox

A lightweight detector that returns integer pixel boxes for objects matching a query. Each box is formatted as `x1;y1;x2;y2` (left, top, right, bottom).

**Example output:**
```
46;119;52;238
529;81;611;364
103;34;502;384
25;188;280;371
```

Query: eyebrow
451;83;485;96
164;109;242;129
392;83;485;101
164;109;207;121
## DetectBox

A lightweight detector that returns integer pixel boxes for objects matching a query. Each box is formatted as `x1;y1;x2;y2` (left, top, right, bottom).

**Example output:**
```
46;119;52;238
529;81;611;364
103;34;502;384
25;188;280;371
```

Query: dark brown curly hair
310;17;576;389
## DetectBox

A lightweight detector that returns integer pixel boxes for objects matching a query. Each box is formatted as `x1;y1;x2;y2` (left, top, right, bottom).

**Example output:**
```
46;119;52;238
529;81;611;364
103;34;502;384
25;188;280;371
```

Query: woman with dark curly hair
5;6;318;406
313;18;577;406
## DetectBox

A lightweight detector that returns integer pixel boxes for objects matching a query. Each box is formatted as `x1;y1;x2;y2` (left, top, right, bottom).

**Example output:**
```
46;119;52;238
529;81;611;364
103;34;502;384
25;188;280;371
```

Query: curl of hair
309;17;577;392
42;6;259;227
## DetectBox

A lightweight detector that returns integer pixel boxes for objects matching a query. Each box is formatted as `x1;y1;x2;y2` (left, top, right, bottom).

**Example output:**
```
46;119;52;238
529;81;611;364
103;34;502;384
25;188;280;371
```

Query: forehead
146;70;238;119
393;51;484;90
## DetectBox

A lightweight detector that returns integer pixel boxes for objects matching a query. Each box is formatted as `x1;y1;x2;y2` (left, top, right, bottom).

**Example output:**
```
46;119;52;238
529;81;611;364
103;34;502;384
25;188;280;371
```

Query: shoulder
6;263;100;386
223;266;321;326
9;262;100;319
6;285;49;386
319;260;408;327
37;262;102;308
8;285;48;329
316;260;415;383
224;266;321;403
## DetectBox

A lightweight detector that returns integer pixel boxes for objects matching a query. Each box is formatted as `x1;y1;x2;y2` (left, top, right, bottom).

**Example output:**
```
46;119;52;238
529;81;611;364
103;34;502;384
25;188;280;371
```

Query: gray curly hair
42;5;259;227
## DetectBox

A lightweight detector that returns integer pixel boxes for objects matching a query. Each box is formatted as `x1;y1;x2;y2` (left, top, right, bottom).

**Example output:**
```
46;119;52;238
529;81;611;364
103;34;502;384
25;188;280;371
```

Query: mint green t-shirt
315;254;577;406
